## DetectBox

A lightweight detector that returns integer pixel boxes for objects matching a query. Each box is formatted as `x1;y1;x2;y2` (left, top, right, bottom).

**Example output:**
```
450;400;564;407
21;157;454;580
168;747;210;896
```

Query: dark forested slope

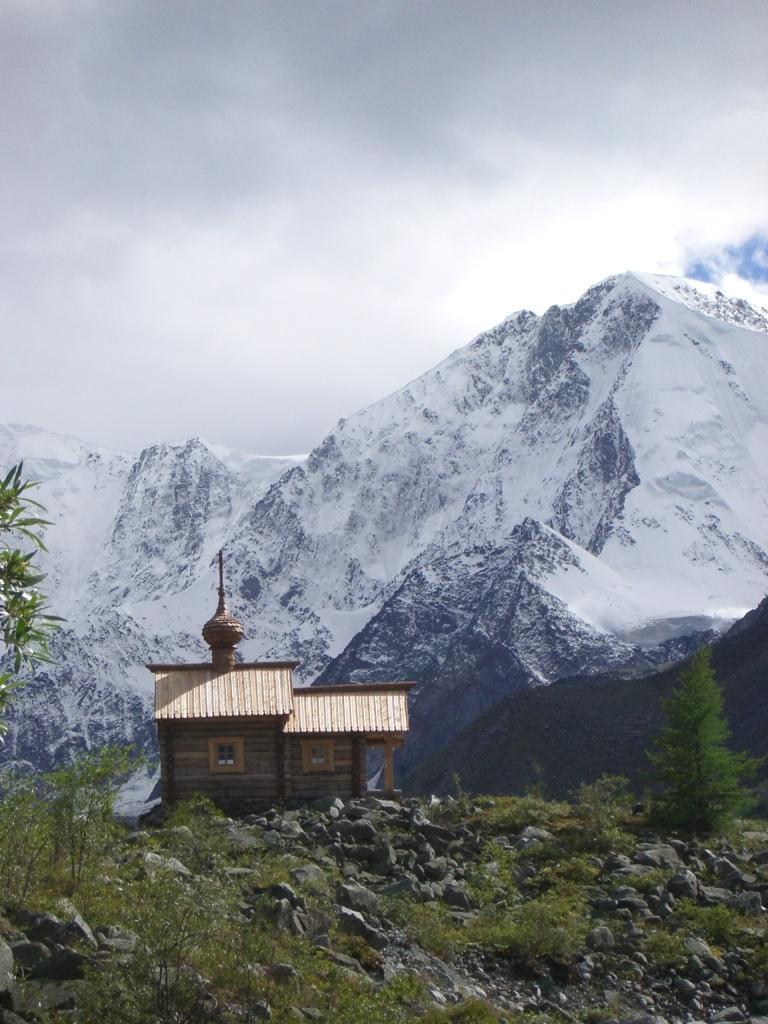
406;597;768;797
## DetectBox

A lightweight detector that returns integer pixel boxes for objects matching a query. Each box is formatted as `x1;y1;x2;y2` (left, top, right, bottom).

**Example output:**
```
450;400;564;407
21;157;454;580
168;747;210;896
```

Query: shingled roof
152;662;296;720
149;662;413;735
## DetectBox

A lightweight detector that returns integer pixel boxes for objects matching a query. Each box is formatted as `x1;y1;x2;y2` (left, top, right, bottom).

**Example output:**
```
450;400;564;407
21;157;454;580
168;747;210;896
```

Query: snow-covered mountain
2;272;768;775
0;425;305;769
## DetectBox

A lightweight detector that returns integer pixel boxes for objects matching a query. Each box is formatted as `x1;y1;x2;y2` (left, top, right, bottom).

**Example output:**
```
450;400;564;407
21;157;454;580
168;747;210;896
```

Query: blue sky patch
686;233;768;285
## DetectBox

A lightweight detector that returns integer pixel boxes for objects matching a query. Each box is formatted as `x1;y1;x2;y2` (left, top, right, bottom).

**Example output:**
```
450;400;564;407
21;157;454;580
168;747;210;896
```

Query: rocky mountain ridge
407;596;768;798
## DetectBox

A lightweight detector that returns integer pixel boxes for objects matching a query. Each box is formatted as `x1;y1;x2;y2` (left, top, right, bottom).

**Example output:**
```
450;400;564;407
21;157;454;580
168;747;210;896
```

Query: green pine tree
647;647;762;834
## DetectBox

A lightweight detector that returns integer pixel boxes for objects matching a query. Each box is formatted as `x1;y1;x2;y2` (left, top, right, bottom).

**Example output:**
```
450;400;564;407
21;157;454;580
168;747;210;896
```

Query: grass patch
640;927;687;969
672;899;764;947
465;888;588;962
384;898;463;958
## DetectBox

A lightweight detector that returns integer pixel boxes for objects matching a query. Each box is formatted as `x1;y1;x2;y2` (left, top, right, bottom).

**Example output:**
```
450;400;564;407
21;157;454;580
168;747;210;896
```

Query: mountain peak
3;270;768;779
623;271;768;333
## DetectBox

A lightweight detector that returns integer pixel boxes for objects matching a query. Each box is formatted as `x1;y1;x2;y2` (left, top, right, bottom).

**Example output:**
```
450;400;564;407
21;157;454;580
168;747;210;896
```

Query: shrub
161;793;231;872
641;927;687;968
424;999;505;1023
0;773;52;902
0;745;137;902
471;794;571;836
573;775;633;851
464;841;519;907
77;871;239;1023
673;900;755;947
44;745;136;887
467;888;587;961
384;898;462;958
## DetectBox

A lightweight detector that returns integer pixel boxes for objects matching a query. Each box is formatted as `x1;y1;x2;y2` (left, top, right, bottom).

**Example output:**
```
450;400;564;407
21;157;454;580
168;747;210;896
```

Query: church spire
202;550;244;672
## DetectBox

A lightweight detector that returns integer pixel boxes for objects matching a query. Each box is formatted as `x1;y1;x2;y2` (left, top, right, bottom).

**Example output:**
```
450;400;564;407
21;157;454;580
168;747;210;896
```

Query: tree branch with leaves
0;462;60;735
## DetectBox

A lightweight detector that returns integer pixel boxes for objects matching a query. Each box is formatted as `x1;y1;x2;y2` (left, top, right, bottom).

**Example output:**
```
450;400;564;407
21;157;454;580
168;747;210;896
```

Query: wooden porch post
383;739;395;795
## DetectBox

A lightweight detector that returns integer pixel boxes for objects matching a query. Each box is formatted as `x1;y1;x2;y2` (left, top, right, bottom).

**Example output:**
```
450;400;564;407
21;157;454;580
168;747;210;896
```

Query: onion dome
202;551;244;671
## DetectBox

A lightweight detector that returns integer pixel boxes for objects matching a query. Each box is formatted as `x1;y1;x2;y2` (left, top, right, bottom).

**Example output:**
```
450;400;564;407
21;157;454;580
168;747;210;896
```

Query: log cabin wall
286;734;367;800
157;721;176;804
169;717;283;806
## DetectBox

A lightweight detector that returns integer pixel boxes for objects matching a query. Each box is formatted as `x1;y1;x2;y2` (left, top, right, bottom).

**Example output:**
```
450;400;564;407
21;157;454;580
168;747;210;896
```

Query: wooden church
149;555;412;809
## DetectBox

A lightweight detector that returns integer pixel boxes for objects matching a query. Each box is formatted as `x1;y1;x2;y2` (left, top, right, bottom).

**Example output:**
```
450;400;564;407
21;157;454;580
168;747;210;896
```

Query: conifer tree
648;647;761;833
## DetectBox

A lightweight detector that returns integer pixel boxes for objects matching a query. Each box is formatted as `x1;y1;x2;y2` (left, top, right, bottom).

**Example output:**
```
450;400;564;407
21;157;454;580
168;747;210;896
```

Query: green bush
77;871;240;1023
0;774;52;902
464;841;519;907
460;794;571;836
673;900;755;947
0;745;136;902
44;745;136;887
641;927;687;968
572;775;633;851
384;897;462;958
424;999;505;1023
467;888;587;961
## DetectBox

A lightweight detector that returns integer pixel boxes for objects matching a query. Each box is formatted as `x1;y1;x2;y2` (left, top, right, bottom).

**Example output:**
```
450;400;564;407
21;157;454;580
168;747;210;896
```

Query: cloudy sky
2;0;767;455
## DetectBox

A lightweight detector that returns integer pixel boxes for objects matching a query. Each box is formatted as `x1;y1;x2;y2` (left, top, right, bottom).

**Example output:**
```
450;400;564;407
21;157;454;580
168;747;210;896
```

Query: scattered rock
380;878;420;899
13;981;79;1016
268;883;301;906
269;963;298;983
336;907;387;950
673;977;697;1001
369;843;397;876
667;870;699;899
337;819;377;843
290;864;326;887
0;940;14;995
9;942;48;970
586;926;615;952
634;845;682;869
95;927;139;953
442;883;474;910
142;851;191;876
337;882;379;916
711;1008;746;1022
727;891;764;915
0;1009;32;1024
28;950;91;981
13;912;63;945
53;903;98;949
423;857;451;881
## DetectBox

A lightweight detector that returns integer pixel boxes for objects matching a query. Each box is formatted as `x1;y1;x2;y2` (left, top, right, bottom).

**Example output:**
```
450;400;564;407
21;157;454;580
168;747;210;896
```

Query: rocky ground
1;791;767;1023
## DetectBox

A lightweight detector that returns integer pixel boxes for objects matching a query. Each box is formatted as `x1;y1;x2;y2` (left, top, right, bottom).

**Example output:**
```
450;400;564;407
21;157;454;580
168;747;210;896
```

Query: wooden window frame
301;738;335;773
208;736;245;774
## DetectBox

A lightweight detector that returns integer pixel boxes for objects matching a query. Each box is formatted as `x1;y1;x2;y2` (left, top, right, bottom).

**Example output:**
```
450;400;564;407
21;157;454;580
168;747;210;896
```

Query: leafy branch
0;461;61;732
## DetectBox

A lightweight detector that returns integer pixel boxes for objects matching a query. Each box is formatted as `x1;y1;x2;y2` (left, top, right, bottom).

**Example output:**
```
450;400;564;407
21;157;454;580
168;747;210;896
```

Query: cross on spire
202;548;244;671
216;549;227;614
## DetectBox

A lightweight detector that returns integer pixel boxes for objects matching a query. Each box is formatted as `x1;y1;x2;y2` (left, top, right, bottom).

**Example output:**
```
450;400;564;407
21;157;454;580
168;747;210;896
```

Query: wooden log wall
160;720;373;807
158;721;176;804
287;734;366;800
169;718;281;803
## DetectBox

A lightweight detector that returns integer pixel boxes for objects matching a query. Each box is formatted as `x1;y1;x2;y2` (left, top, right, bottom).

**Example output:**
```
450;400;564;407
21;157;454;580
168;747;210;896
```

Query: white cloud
1;1;767;453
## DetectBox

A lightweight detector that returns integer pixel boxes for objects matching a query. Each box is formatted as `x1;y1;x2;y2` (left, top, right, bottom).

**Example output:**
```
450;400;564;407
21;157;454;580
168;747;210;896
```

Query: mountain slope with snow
2;272;767;776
